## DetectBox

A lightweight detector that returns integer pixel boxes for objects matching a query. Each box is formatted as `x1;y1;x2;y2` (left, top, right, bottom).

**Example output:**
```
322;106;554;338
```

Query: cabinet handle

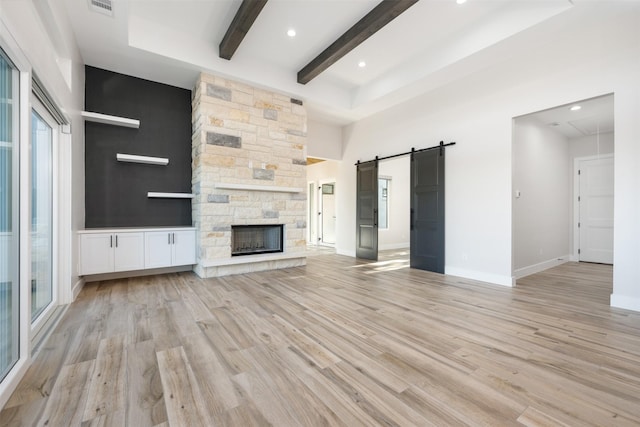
110;235;113;248
172;233;175;244
168;233;171;245
115;235;118;248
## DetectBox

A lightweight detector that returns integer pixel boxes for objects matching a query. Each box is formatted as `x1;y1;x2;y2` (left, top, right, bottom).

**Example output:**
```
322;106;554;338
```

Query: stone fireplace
191;73;307;277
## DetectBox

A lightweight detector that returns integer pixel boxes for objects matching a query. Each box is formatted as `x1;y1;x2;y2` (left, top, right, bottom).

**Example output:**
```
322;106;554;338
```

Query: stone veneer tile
286;129;306;137
206;132;242;148
263;109;278;121
206;83;232;101
194;72;307;279
207;194;229;203
292;159;307;165
262;210;279;219
253;168;275;180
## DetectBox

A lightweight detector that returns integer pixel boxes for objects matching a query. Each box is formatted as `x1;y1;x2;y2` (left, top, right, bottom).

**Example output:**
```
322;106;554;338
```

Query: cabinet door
172;230;196;266
113;232;145;272
144;231;173;268
79;234;114;275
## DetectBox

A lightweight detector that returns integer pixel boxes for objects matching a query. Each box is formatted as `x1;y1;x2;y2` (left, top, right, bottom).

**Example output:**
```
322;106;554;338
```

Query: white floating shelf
148;192;194;199
81;111;140;129
117;153;168;165
214;183;303;193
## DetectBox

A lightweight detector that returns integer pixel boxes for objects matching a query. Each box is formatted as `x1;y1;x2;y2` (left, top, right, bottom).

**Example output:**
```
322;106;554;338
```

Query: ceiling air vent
89;0;113;16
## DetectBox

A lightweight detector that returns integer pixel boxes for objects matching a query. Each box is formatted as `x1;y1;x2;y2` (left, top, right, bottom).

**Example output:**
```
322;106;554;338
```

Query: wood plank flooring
2;252;640;426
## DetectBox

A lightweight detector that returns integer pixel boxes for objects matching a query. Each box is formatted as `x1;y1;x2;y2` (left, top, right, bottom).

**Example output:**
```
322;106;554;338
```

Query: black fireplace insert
231;224;284;256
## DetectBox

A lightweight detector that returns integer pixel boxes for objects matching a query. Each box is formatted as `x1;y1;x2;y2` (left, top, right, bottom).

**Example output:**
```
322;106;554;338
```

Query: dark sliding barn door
356;160;378;260
410;148;445;273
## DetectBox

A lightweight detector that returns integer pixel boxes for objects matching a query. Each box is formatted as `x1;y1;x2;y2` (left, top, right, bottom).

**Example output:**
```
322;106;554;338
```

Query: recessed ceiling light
570;105;582;111
456;0;467;4
358;61;366;68
287;29;296;37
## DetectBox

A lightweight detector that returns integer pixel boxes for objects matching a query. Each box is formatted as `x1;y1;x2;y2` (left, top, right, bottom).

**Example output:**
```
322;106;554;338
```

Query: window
0;47;19;381
379;178;390;229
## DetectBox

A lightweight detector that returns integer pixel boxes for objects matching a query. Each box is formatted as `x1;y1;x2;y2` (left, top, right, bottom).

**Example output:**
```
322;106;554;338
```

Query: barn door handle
411;208;414;231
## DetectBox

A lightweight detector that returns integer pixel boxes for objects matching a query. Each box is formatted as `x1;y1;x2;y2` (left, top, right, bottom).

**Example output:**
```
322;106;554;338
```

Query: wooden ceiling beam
297;0;419;85
219;0;269;60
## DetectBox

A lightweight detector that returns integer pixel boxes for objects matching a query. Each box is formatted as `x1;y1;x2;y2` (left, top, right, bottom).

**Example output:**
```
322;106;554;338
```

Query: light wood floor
2;253;640;426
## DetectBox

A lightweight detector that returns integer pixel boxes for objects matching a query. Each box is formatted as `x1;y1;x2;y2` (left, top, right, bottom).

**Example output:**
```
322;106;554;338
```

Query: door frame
307;181;316;245
29;96;61;336
0;23;32;410
572;153;614;262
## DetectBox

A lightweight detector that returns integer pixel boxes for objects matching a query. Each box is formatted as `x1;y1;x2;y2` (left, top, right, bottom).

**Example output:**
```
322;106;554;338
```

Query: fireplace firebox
231;225;284;256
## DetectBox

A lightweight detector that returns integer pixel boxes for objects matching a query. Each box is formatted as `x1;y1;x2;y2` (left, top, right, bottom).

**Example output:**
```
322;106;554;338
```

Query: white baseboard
378;243;410;251
513;255;570;279
445;266;514;287
72;277;85;300
336;248;356;257
610;293;640;312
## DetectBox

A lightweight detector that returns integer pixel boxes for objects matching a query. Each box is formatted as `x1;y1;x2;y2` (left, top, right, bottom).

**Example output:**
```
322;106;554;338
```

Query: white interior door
321;183;336;245
578;156;614;264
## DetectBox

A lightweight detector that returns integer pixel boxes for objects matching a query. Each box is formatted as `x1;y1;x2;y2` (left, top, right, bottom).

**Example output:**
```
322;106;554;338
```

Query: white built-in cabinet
145;230;196;268
78;227;195;275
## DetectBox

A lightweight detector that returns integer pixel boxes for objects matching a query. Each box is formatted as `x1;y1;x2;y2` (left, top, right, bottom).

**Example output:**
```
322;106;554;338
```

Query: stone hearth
191;73;307;277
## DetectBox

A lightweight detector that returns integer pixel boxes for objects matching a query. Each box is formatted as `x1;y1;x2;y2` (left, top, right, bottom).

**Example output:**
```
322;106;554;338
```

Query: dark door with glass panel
356;161;378;260
410;149;445;273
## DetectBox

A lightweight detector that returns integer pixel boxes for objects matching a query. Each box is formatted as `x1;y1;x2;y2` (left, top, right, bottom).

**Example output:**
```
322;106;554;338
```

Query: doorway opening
512;93;614;282
306;158;339;253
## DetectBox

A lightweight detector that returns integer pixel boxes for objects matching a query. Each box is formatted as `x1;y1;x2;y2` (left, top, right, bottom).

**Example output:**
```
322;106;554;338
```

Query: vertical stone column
191;73;308;277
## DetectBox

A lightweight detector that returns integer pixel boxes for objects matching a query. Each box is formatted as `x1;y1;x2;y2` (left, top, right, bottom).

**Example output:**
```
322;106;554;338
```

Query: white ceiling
522;94;615;140
62;0;576;125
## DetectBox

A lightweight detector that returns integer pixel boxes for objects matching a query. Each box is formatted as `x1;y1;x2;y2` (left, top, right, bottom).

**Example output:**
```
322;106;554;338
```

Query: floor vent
89;0;113;16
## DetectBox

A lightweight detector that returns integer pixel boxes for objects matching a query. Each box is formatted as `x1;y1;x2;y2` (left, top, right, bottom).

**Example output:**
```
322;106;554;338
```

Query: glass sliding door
30;107;54;322
0;48;19;381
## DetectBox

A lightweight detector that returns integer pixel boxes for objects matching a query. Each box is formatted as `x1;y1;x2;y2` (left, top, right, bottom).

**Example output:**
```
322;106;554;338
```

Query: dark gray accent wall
84;66;192;228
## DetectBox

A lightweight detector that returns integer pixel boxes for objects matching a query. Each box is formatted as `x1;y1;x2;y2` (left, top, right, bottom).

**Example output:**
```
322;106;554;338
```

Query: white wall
513;117;570;276
378;157;410;250
336;4;640;307
307;120;343;161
